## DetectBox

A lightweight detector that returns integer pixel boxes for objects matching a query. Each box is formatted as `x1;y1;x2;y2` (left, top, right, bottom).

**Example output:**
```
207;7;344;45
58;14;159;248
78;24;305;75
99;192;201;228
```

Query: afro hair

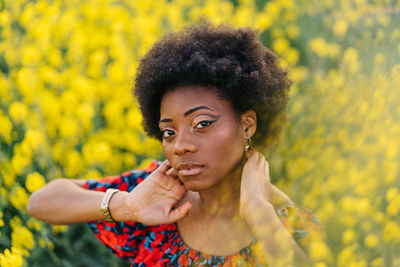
134;21;291;149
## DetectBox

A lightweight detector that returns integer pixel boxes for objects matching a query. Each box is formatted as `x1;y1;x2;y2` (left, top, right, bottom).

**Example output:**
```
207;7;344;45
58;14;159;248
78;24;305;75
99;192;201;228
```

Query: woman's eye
194;120;215;129
161;129;175;138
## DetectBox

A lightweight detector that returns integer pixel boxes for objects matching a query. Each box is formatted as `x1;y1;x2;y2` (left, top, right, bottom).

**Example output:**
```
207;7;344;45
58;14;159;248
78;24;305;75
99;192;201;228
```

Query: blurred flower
364;234;378;248
0;111;12;143
9;102;28;124
0;211;3;227
342;228;357;245
332;19;348;38
343;47;360;74
9;186;29;211
0;248;24;267
11;225;34;256
25;172;46;193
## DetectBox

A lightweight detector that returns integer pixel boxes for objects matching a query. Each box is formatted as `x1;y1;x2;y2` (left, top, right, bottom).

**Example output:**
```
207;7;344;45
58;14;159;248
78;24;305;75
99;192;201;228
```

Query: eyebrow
183;105;213;117
158;105;214;124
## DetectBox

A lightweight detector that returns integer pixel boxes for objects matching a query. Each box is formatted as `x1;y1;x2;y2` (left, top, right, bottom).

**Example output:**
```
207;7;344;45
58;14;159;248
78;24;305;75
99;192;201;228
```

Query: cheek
208;125;244;160
162;142;173;161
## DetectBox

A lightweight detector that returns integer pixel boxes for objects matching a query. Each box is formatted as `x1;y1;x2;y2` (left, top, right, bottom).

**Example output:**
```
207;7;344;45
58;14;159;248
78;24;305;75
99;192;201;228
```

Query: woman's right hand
114;160;192;225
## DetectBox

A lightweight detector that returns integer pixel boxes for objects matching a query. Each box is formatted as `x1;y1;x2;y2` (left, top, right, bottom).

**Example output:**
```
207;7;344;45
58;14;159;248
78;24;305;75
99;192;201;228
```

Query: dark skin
28;84;304;265
159;85;299;258
160;85;253;255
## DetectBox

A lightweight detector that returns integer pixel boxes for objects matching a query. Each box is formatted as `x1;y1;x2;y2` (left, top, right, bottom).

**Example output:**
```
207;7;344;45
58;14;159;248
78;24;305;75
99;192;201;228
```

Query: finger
166;201;192;223
168;181;188;196
243;150;259;171
264;158;270;175
157;160;171;173
165;168;173;176
165;167;178;178
264;162;270;182
245;149;256;159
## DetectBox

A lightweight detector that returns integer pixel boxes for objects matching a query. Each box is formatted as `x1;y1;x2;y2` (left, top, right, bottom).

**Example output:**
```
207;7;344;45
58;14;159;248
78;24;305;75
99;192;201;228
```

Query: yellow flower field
0;0;399;266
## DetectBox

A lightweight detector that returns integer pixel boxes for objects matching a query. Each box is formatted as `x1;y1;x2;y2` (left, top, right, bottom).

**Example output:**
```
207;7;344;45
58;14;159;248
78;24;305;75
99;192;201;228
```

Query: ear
240;110;257;139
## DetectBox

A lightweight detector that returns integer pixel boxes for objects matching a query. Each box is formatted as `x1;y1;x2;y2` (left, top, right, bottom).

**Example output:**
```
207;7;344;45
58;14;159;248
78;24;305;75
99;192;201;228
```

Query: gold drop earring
244;138;252;152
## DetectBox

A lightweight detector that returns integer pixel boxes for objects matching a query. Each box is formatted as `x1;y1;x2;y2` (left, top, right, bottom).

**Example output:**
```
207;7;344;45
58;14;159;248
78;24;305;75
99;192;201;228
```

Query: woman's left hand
239;150;310;266
239;150;273;219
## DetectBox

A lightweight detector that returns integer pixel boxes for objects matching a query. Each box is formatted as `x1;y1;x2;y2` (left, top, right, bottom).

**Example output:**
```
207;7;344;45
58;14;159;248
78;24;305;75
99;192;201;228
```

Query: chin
181;176;219;192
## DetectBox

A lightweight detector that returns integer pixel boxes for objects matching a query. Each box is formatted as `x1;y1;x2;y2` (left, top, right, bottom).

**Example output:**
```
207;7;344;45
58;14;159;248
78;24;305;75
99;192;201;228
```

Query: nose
173;130;197;155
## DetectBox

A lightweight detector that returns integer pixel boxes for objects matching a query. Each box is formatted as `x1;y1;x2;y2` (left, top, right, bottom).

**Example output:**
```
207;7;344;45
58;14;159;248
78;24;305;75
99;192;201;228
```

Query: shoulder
277;203;325;256
83;160;160;192
270;184;295;211
278;204;325;233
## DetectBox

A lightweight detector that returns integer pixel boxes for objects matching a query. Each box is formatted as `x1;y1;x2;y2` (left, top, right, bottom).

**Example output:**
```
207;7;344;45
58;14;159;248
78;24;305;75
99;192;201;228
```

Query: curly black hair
134;21;291;149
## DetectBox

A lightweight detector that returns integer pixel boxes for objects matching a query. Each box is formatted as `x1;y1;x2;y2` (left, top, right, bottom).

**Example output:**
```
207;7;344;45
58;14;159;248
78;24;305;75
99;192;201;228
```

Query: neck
194;156;246;219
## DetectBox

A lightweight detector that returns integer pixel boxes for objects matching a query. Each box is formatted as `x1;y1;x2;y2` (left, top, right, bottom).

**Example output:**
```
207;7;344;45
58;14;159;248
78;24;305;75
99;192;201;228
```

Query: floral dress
84;161;324;266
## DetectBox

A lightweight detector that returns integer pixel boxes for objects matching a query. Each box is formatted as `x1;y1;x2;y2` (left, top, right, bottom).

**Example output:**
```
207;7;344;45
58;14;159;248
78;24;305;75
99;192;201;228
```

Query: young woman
28;22;323;266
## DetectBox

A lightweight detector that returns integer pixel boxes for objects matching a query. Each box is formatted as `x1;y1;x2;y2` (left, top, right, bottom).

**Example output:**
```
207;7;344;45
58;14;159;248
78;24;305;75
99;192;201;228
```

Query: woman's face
159;85;249;191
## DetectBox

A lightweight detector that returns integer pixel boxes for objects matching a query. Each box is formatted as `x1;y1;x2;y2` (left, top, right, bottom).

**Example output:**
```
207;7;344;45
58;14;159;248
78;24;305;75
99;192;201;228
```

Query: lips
176;163;204;176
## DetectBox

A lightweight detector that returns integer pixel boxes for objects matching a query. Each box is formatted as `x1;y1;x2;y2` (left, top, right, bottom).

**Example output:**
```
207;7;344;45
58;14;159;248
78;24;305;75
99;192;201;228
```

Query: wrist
108;191;132;222
240;197;276;225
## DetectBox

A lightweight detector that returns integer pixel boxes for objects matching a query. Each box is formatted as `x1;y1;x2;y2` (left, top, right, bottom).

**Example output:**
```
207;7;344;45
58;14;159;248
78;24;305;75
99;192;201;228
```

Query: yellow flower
64;149;85;177
286;48;299;65
289;66;309;83
364;234;378;248
371;258;383;267
83;169;102;179
24;129;45;151
377;15;390;27
22;45;41;66
255;14;273;31
374;53;385;66
0;248;24;267
9;186;29;211
59;117;79;138
25;172;46;193
11;225;34;256
382;221;400;243
309;38;331;58
26;218;42;231
83;140;112;164
327;43;341;59
386;187;398;202
338;245;357;267
11;152;31;175
333;19;348;37
1;164;16;188
126;109;144;131
16;68;40;104
309;239;331;261
8;101;28;123
77;102;94;130
343;47;360;74
342;228;356;244
271;28;284;39
48;48;63;68
52;225;68;234
0;111;12;143
387;200;400;216
287;24;300;39
0;211;3;227
273;38;290;54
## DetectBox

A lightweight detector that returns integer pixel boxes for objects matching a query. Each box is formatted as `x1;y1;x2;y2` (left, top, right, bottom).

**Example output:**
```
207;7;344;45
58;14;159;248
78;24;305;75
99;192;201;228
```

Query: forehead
160;86;233;117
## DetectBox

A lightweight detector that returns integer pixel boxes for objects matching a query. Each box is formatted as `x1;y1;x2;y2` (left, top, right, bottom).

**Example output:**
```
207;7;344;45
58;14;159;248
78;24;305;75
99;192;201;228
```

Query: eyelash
194;120;215;129
161;129;175;139
160;120;216;139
